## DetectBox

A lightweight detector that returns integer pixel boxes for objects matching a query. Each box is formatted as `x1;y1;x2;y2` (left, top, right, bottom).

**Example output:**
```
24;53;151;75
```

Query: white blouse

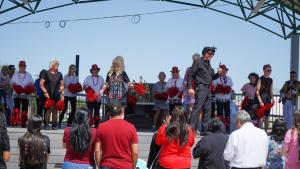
83;75;105;93
10;71;34;96
64;74;79;97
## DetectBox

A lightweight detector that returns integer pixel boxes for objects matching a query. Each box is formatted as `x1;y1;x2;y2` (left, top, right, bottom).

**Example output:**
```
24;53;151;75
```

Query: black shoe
58;123;63;129
44;124;51;130
52;124;58;130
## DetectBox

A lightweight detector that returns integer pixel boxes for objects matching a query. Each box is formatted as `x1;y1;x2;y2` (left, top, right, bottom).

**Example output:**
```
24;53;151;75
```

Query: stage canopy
0;0;300;39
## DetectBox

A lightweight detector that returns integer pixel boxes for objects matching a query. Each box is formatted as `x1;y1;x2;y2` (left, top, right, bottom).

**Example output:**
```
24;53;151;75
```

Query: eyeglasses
265;69;272;72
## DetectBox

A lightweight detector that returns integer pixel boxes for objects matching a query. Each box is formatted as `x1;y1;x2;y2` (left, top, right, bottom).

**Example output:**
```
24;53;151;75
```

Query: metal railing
27;93;284;126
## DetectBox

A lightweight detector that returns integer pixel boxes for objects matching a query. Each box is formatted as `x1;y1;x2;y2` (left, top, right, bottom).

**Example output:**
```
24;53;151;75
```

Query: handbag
149;144;167;169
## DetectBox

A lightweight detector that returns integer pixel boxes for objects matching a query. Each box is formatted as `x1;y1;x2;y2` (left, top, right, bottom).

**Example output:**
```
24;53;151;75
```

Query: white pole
290;34;300;109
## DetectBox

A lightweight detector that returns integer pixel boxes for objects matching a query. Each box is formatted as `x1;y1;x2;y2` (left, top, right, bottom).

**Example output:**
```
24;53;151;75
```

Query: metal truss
0;0;110;26
152;0;300;39
0;0;300;39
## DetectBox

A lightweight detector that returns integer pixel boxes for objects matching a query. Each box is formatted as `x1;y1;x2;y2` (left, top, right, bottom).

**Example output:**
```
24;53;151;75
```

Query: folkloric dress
83;75;104;126
213;75;233;130
10;71;34;127
166;77;184;114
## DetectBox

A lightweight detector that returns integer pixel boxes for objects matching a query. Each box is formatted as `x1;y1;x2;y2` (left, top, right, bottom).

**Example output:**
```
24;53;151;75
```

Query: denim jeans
100;167;112;169
283;100;296;129
62;161;96;169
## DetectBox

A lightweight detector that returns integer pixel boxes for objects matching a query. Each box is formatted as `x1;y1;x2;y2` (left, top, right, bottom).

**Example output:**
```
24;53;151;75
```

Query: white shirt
83;75;104;93
166;77;184;103
213;76;233;101
223;122;268;168
10;71;34;87
64;74;79;97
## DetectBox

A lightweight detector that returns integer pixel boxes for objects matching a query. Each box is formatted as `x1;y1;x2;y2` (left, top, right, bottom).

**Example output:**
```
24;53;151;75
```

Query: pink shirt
284;129;300;169
241;83;256;100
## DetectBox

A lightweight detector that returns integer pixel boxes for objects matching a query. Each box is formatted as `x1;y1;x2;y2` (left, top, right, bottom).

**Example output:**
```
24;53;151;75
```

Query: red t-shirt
155;124;195;169
63;127;97;164
97;119;138;169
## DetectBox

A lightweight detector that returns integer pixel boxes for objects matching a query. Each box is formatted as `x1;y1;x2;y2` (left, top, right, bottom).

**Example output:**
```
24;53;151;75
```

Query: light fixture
253;0;267;14
21;0;29;5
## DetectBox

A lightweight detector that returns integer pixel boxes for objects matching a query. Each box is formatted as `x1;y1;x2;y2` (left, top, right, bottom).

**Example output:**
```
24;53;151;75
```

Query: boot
11;108;20;127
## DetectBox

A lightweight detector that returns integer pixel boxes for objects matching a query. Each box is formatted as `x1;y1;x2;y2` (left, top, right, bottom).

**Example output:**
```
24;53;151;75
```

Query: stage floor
6;127;200;169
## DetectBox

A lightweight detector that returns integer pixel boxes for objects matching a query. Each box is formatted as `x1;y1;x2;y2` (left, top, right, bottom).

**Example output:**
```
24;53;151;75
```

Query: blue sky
0;0;292;93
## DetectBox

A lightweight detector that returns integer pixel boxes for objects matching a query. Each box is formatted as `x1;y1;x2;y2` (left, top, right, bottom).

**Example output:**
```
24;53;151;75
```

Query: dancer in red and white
212;64;233;131
167;66;184;114
10;61;34;127
83;64;104;127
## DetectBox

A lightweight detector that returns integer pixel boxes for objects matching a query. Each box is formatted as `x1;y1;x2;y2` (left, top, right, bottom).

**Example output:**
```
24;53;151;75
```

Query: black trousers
86;101;101;126
189;84;211;132
216;100;230;130
211;101;216;118
232;167;260;169
36;97;45;117
14;98;29;112
59;96;77;125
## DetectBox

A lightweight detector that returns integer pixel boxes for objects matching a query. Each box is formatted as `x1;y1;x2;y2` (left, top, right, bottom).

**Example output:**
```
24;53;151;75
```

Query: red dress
155;124;195;169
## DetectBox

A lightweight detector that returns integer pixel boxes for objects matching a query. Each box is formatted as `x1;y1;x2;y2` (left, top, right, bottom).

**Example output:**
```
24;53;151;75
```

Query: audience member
155;106;195;169
95;100;138;169
193;118;229;169
62;108;97;169
18;115;50;169
224;110;268;169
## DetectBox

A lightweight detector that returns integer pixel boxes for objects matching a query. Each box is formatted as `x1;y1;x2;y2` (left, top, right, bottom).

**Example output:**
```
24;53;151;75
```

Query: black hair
248;72;259;80
18;115;48;166
263;64;272;70
202;46;216;56
69;64;76;69
271;119;287;142
159;72;166;77
208;118;224;133
8;65;15;71
166;106;189;147
248;72;259;86
38;69;46;79
106;100;122;117
70;108;91;153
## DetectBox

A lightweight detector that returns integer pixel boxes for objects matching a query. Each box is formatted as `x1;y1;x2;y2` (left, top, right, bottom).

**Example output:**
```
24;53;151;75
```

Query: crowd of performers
0;48;298;132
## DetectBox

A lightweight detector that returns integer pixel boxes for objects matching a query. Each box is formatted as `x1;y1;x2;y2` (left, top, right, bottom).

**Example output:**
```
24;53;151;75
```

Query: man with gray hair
223;110;268;169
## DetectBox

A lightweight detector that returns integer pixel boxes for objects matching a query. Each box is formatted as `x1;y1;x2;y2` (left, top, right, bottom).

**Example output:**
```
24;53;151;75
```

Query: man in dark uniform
188;46;221;134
